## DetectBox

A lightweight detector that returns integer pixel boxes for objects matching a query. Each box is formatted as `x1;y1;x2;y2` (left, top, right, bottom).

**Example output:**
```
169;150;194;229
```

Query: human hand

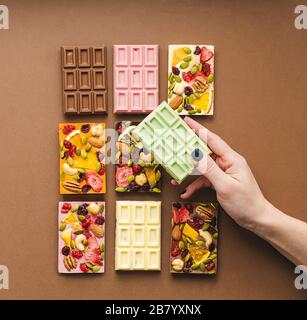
171;117;270;231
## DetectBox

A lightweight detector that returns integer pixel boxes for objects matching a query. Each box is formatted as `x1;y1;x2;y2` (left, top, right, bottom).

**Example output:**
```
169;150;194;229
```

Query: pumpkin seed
213;232;218;239
202;223;210;231
127;175;135;184
71;206;79;212
207;74;214;83
115;187;127;192
81;135;87;145
67;157;74;166
76;147;81;156
155;170;161;182
183;55;192;62
81;150;87;160
191;65;197;74
188;109;197;115
85;144;92;152
100;242;104;252
183;47;192;54
96;162;102;172
59;223;66;232
184;253;191;262
91;265;101;273
152;187;161;193
180;61;189;69
78;215;85;221
77;168;85;173
174;75;182;83
127;159;133;167
196;241;205;246
199;262;206;272
168;82;175;91
179;241;185;250
191;263;199;270
198;63;203;72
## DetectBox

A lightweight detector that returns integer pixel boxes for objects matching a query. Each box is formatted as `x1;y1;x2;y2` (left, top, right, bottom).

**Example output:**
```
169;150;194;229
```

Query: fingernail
191;148;203;161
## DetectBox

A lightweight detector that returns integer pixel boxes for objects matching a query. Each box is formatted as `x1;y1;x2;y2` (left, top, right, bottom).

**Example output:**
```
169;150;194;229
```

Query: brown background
0;0;306;300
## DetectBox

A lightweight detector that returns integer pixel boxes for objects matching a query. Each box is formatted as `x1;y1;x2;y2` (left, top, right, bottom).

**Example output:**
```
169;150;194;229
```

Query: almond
90;224;104;238
169;95;183;110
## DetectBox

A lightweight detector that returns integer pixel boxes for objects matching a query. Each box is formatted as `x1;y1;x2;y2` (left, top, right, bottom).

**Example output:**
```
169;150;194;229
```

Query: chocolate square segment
77;47;91;67
92;47;105;67
92;92;107;113
79;92;92;114
61;45;107;114
78;70;92;90
63;92;78;114
62;47;76;68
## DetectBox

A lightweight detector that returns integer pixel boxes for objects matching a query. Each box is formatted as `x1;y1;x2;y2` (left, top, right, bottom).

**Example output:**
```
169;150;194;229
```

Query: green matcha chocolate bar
132;101;211;183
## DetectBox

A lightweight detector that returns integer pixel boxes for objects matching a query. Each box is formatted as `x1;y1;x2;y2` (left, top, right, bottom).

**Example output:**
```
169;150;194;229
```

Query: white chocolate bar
115;201;161;270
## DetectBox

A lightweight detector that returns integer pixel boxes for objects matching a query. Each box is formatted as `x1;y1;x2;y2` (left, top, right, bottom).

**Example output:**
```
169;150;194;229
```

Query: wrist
245;198;280;237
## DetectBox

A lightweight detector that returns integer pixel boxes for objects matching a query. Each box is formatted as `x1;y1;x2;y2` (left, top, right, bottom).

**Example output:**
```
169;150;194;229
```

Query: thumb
193;153;230;191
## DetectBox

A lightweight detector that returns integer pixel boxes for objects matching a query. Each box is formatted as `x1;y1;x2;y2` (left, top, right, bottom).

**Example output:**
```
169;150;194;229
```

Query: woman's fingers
180;176;211;199
184;117;233;158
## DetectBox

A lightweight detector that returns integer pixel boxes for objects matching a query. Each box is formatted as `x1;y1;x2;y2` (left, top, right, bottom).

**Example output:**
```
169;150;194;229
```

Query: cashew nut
75;234;87;251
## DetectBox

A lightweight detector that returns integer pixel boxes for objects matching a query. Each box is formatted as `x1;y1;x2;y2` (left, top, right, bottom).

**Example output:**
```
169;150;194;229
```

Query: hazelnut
171;258;184;272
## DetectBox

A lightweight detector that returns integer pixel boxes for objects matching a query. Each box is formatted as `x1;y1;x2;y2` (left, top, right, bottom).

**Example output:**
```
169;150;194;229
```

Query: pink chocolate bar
58;201;105;274
113;45;159;113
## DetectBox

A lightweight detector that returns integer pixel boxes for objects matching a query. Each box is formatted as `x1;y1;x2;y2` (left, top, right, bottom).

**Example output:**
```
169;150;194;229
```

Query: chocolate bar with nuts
170;202;218;274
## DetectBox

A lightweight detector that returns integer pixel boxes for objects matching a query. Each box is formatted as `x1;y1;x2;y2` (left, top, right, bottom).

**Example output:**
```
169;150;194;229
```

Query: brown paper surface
0;0;306;299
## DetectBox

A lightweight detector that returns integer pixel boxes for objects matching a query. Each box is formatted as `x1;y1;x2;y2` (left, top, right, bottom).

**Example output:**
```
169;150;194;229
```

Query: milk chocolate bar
61;46;107;114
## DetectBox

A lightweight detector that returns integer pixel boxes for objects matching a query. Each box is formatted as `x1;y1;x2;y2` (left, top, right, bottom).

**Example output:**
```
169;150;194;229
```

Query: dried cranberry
172;66;180;75
171;246;181;257
82;184;91;193
132;164;142;174
62;125;75;135
81;124;90;133
83;229;92;238
182;71;194;83
95;216;105;225
202;63;211;77
80;263;90;273
82;217;91;229
61;246;70;256
206;262;215;271
194;46;201;55
98;163;105;176
68;145;76;157
184;86;193;96
172;202;181;209
71;249;83;259
96;152;104;162
184;104;193;111
63;151;69;159
116;123;124;134
63;140;72;149
61;203;71;213
181;249;188;259
185;259;193;269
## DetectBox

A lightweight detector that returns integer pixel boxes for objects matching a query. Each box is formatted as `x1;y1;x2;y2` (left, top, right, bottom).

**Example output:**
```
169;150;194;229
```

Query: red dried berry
81;185;91;193
171;245;181;257
71;249;83;259
182;72;194;83
63;140;72;149
202;63;211;77
61;246;70;256
206;262;215;271
132;165;142;174
173;208;180;224
62;125;75;135
98;163;105;176
61;203;71;213
82;217;91;229
68;145;76;157
80;263;90;273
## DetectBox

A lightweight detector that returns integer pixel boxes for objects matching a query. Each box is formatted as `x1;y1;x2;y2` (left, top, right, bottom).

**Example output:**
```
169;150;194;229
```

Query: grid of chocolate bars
58;44;218;274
